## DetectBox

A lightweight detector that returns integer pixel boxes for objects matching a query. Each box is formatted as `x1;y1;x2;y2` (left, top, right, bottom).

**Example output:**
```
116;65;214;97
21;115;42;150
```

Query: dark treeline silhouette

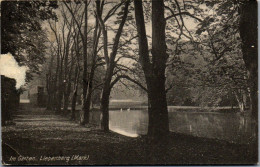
1;75;20;126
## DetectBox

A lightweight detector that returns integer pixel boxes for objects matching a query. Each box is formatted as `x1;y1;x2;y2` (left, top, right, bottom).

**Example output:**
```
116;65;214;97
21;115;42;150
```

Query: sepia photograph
1;0;258;165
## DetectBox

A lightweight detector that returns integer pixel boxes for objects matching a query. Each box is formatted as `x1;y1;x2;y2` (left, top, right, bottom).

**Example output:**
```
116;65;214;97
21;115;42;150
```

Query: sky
0;53;28;89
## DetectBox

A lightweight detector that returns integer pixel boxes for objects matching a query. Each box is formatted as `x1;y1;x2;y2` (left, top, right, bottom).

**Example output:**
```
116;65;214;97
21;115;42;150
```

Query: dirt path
2;107;134;165
2;105;257;165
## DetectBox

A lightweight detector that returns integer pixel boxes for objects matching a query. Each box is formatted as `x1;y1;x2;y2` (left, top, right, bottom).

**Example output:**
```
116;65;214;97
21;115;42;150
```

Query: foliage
164;0;249;107
1;1;58;81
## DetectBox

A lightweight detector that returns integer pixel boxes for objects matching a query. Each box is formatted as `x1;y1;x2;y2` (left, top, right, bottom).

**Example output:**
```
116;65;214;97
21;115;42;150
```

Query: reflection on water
109;110;254;144
109;110;148;137
110;128;138;137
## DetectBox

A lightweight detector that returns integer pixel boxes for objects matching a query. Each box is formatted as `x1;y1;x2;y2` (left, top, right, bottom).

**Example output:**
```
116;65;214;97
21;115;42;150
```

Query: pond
108;109;254;144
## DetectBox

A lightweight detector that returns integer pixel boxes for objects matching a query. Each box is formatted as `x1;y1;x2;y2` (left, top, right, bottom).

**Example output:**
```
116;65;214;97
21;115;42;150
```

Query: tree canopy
1;0;58;80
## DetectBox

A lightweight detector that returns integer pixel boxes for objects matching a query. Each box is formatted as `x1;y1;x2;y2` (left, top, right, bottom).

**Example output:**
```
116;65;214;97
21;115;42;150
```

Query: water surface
109;110;254;144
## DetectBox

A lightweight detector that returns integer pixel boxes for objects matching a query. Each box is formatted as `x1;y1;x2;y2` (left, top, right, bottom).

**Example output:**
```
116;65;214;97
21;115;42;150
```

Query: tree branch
110;75;147;92
104;1;124;23
109;0;130;62
96;0;109;65
165;6;203;22
63;2;85;44
165;83;174;93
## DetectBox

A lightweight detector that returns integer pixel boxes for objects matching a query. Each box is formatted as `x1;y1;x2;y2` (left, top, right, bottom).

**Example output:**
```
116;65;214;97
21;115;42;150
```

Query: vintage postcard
1;0;258;165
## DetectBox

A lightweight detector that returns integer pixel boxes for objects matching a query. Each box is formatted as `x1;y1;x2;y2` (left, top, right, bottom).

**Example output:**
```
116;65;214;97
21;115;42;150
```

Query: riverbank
62;103;240;112
2;106;257;165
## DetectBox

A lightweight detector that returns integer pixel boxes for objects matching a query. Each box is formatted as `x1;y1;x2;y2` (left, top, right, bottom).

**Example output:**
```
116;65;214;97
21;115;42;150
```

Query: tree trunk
63;93;69;113
71;66;80;120
53;51;60;111
98;0;130;132
134;0;169;142
63;59;74;114
83;11;101;123
147;96;152;136
51;85;57;110
81;71;88;124
150;0;169;140
239;0;258;161
239;0;258;119
71;90;77;120
84;66;95;124
234;89;246;112
81;98;90;125
80;0;88;125
148;78;169;140
80;62;95;124
56;62;63;114
46;74;52;110
100;72;112;132
63;80;72;114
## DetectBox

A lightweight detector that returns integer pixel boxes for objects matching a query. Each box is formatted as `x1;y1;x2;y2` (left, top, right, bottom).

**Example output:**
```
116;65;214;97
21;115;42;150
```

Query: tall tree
64;1;90;124
83;11;103;123
239;0;258;160
239;0;258;121
60;4;76;114
47;3;78;113
97;0;130;132
70;24;83;120
81;0;89;125
134;0;169;141
46;46;55;110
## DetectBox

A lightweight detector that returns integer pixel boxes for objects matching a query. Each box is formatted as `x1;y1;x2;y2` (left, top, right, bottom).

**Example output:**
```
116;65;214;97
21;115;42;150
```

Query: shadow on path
1;105;257;165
